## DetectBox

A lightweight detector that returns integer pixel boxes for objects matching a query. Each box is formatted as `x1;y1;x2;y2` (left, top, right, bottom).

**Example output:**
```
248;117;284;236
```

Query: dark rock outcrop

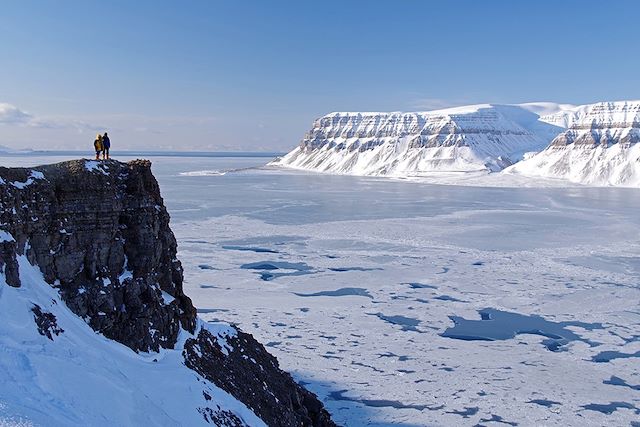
0;159;336;426
0;159;196;352
185;328;335;427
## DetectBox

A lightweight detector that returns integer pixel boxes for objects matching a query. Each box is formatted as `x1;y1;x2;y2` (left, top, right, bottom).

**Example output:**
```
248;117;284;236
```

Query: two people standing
93;132;111;160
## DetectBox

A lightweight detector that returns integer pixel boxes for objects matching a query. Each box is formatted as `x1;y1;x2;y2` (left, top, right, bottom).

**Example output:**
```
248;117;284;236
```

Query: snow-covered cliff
271;104;566;176
0;160;335;426
506;101;640;186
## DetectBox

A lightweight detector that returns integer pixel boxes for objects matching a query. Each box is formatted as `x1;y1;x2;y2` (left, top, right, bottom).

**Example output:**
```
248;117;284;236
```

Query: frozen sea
2;153;640;426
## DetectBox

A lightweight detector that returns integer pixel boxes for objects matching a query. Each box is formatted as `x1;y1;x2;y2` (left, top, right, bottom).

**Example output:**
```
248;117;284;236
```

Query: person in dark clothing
102;132;111;159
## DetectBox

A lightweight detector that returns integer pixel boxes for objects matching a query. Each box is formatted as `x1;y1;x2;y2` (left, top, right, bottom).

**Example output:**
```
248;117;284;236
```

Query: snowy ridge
0;255;265;427
270;104;567;176
272;100;640;186
507;100;640;186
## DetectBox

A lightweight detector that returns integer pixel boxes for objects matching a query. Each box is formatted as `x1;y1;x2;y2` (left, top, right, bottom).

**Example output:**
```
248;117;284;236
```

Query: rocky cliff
270;105;561;175
0;159;335;426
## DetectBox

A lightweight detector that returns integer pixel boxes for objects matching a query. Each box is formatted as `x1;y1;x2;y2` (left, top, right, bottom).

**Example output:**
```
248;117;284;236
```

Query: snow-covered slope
0;160;335;427
506;101;640;186
0;254;264;427
271;104;568;176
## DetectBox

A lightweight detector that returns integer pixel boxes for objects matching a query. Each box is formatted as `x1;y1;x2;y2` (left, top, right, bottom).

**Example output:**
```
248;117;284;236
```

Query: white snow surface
508;100;640;186
0;254;265;427
10;170;45;189
3;154;640;426
84;160;109;175
272;100;640;186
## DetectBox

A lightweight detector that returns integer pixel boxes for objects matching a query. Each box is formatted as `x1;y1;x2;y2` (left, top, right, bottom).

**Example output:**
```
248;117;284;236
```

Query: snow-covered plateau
271;100;640;187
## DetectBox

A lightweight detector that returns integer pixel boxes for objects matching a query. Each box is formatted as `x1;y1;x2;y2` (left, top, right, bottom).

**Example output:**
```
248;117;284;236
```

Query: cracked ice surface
158;158;640;426
7;154;640;426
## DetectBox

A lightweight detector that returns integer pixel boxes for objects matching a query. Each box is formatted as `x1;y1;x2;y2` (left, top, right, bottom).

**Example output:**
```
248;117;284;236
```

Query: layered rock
271;104;562;175
0;159;335;426
506;101;640;186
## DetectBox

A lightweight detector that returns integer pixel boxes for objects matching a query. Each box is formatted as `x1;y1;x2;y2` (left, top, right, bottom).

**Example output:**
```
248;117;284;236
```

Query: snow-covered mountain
272;100;640;186
506;101;640;186
270;104;569;176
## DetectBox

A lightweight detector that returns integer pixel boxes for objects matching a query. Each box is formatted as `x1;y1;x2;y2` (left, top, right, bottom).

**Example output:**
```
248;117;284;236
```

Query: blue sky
1;0;639;151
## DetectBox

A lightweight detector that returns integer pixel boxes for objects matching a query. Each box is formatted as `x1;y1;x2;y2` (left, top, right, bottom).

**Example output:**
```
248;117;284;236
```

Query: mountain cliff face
506;101;640;186
270;105;561;175
0;159;335;426
273;100;640;186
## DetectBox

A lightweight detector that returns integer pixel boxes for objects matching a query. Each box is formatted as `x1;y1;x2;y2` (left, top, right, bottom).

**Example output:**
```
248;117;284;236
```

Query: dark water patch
198;264;216;270
442;308;603;351
197;308;229;313
241;260;315;281
581;401;639;415
222;245;279;254
294;287;372;298
541;339;566;352
322;354;343;360
478;414;518;426
405;282;438;289
434;295;466;302
592;350;640;363
241;261;311;270
265;341;281;347
447;407;479;418
328;267;383;272
377;352;411;361
604;376;640;391
472;261;484;266
528;399;561;407
371;313;422;332
299;307;310;313
319;335;337;341
328;390;443;411
351;361;384;373
439;367;454;372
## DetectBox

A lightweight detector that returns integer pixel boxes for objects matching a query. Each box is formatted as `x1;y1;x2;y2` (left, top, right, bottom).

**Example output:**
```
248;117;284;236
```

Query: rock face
185;329;335;427
0;159;195;352
0;159;335;426
270;104;562;175
506;101;640;186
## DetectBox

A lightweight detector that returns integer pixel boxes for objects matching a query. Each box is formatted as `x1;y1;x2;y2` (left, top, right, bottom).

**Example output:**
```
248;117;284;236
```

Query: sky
1;0;639;152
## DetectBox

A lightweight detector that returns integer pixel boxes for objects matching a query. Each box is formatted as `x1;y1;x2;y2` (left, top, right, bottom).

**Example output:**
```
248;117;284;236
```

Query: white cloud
0;102;102;132
0;103;33;124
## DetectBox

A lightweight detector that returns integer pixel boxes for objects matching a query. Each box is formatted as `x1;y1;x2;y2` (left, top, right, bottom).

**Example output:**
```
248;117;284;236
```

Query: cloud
0;103;33;124
0;102;102;132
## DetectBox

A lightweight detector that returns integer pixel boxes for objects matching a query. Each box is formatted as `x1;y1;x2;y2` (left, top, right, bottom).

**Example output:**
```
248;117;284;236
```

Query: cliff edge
0;159;335;427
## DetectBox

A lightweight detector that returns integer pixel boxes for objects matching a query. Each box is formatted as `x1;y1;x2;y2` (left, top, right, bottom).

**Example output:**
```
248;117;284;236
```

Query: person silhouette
102;132;111;159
